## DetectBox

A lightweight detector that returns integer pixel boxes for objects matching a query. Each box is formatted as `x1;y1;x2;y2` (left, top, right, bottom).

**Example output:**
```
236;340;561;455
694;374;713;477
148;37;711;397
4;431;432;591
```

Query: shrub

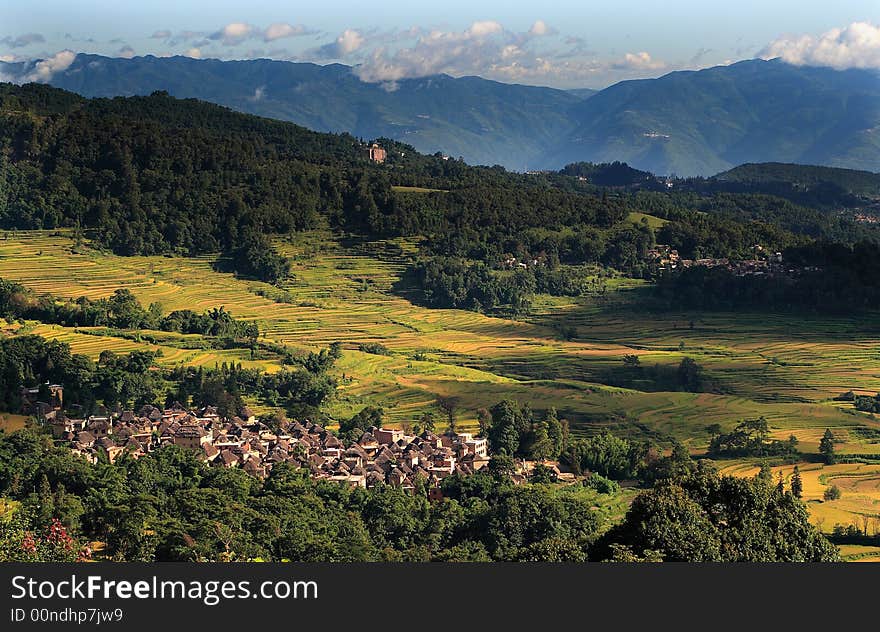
584;473;619;494
358;342;392;356
823;485;841;501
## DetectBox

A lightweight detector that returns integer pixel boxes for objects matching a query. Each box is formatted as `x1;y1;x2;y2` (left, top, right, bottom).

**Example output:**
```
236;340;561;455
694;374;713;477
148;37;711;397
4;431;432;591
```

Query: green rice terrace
3;228;880;536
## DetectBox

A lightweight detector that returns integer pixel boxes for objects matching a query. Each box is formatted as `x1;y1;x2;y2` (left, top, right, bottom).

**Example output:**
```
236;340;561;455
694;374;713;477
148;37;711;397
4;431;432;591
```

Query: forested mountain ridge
2;54;878;175
20;53;582;170
713;162;880;197
0;82;364;258
0;82;648;278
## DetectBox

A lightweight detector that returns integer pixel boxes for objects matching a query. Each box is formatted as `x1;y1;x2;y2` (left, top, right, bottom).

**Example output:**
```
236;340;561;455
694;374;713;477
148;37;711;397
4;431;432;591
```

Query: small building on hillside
367;143;387;164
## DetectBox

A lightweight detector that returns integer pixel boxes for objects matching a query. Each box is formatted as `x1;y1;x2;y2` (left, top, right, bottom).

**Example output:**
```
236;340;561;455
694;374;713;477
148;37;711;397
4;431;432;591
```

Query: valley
1;80;879;563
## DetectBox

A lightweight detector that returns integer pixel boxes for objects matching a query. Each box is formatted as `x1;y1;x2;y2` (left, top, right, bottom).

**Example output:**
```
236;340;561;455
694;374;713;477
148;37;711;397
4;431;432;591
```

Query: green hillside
715;162;880;197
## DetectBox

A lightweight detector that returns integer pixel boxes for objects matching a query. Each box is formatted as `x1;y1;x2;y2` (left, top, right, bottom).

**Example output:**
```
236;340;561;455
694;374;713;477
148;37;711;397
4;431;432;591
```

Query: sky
2;1;880;88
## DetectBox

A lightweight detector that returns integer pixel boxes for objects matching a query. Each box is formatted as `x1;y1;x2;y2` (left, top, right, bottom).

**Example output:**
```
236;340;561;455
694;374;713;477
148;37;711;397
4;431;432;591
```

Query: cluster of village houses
23;386;496;492
646;243;797;275
499;243;796;277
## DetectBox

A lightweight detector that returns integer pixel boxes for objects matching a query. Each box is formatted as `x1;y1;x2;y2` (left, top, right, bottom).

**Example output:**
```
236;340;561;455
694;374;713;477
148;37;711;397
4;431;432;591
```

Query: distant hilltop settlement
20;385;515;493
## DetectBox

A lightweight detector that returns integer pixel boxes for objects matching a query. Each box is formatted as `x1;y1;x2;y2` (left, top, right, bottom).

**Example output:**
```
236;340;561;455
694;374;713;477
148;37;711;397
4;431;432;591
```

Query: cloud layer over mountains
3;19;880;89
762;22;880;70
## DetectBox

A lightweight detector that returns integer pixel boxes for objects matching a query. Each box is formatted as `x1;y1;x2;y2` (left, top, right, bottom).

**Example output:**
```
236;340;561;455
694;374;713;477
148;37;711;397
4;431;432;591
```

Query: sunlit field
2;229;879;445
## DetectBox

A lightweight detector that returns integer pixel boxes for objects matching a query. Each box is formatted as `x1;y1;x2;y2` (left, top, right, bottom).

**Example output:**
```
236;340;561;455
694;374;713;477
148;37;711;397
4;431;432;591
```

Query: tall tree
791;466;803;499
819;429;836;465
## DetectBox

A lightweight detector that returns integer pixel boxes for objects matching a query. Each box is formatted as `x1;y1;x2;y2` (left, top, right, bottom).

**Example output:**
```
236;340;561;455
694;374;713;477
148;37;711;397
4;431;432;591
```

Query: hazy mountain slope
36;54;581;169
566;87;598;100
545;59;880;176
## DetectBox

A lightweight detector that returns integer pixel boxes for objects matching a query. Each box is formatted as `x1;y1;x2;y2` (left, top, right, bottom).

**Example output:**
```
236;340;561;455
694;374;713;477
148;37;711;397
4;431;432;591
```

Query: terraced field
1;229;879;451
836;544;880;562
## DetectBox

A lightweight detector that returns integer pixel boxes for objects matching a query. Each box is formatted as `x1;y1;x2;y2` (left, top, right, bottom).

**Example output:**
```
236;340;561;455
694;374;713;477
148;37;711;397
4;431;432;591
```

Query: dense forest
653;241;880;312
0;422;836;562
713;162;880;198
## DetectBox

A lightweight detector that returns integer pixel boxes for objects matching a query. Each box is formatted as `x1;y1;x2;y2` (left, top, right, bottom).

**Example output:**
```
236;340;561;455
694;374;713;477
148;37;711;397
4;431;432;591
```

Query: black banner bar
0;562;875;630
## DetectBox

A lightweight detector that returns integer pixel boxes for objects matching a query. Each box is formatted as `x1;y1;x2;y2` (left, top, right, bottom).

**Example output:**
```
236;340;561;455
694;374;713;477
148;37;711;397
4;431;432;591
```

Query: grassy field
836;544;880;562
626;211;669;230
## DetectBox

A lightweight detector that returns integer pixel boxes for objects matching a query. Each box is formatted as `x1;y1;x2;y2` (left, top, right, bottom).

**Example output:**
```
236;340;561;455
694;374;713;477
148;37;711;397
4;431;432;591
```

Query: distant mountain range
2;54;878;176
547;60;880;177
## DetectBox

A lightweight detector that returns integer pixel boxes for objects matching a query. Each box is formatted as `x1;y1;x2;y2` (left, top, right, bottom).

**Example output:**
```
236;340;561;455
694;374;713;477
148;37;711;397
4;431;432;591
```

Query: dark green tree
791;466;803;499
819;429;836;465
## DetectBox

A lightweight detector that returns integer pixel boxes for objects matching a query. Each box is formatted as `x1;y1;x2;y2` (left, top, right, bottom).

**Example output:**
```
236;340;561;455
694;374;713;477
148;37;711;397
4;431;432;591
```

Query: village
21;384;502;494
646;243;802;276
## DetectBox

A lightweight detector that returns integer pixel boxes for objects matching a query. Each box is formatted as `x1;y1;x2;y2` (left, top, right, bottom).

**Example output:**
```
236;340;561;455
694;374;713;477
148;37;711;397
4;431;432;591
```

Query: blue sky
3;1;880;88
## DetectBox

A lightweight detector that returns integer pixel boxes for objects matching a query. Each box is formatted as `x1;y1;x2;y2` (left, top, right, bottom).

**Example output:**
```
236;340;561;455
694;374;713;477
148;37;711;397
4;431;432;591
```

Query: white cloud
614;51;666;71
165;30;207;47
22;50;76;82
183;47;202;59
337;29;365;55
352;20;649;86
199;22;315;47
150;30;172;40
263;23;310;42
486;56;612;86
0;54;19;82
353;21;513;82
313;28;365;59
117;45;136;59
761;22;880;70
528;20;552;37
210;22;255;46
249;85;266;101
466;21;503;38
501;44;521;59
